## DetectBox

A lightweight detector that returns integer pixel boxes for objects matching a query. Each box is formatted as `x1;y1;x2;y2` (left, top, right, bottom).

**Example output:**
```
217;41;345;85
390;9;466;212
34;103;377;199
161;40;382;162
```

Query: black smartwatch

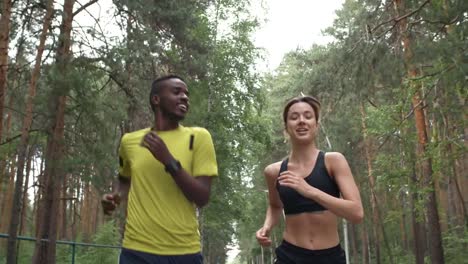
165;159;182;175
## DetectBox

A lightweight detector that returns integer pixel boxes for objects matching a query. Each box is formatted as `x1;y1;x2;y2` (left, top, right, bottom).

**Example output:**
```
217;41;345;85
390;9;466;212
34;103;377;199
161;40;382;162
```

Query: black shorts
275;240;346;264
119;248;203;264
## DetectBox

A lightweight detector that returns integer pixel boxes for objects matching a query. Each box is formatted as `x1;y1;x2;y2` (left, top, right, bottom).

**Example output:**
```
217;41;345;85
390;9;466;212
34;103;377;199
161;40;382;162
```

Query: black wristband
165;159;182;175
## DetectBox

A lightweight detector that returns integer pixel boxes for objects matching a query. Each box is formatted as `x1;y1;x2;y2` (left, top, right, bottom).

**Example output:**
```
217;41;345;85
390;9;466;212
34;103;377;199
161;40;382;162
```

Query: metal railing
0;233;121;264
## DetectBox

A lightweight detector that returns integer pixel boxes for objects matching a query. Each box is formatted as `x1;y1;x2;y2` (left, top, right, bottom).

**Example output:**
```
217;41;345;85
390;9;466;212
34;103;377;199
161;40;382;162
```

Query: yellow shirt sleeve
118;134;131;178
192;128;218;177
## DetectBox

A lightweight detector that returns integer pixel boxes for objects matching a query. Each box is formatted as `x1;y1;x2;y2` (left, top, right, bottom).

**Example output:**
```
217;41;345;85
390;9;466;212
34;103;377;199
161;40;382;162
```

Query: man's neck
153;113;179;131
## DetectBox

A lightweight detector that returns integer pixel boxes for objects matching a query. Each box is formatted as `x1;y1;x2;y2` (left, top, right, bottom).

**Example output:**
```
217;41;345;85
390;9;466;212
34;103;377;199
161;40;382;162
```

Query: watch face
166;159;181;174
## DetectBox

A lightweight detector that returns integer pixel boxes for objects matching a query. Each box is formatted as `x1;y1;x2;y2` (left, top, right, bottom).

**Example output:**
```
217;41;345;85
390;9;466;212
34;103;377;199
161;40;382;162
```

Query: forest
0;0;466;263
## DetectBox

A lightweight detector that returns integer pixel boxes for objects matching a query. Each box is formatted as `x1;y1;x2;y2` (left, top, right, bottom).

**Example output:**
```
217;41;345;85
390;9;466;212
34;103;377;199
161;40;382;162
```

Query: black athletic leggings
119;248;203;264
274;240;346;264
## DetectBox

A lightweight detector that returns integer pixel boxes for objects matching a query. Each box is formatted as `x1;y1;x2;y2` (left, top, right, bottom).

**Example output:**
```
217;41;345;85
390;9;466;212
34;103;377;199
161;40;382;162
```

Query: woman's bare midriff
283;210;339;250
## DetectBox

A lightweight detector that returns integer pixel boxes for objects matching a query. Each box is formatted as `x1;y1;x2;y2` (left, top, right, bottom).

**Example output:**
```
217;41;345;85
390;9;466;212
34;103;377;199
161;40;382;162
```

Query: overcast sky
253;0;345;71
74;0;344;72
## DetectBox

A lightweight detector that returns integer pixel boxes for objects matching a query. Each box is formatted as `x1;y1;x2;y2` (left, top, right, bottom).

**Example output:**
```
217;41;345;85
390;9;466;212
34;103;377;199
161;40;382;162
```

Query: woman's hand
278;170;314;198
256;226;272;247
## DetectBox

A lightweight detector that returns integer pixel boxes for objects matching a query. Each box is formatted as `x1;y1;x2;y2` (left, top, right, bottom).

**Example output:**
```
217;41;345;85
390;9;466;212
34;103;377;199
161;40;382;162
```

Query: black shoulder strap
279;158;289;175
315;151;325;169
318;151;325;161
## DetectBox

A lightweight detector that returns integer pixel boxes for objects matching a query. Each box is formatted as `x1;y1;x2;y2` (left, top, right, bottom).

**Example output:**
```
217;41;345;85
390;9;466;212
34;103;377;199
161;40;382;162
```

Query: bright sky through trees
253;0;345;71
71;0;344;71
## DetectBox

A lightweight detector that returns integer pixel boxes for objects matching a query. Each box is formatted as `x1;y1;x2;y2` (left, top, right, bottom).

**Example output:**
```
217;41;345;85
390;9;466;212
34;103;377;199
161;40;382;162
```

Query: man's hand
101;193;121;215
141;131;173;165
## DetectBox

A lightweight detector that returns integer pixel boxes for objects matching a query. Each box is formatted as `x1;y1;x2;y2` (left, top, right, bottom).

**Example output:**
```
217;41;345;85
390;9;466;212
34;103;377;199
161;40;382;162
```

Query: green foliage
378;244;416;264
0;240;35;264
76;221;121;264
443;228;468;264
0;222;121;264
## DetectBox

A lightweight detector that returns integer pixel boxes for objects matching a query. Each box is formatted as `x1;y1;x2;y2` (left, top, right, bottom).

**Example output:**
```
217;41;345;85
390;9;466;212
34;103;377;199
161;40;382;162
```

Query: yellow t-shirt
118;125;218;255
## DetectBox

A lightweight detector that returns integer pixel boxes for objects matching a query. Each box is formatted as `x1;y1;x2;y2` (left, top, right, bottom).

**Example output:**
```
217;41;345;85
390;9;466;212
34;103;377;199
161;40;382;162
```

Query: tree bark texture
395;0;445;263
359;103;381;264
32;0;75;263
7;0;55;263
0;0;12;144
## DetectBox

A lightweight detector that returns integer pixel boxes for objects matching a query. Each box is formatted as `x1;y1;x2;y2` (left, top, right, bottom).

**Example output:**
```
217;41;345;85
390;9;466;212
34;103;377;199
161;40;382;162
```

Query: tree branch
409;15;460;27
371;0;430;33
367;97;378;108
72;0;99;17
0;129;41;146
409;64;455;81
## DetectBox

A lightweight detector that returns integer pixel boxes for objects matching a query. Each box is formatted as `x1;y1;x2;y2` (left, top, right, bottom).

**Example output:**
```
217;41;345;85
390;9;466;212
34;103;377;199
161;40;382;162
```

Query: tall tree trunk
7;1;55;263
20;146;33;235
404;102;426;263
32;160;41;236
0;14;27;209
0;0;13;199
71;177;81;241
395;0;445;263
57;174;68;239
33;158;45;237
81;181;90;241
410;170;426;264
444;114;466;229
410;165;425;264
398;167;409;251
361;226;369;264
92;186;101;234
432;113;449;232
462;128;468;222
359;103;381;264
442;0;467;229
90;185;97;237
408;32;445;264
0;162;16;233
0;0;12;144
0;160;16;253
32;1;75;263
460;111;468;228
0;92;13;190
349;224;358;264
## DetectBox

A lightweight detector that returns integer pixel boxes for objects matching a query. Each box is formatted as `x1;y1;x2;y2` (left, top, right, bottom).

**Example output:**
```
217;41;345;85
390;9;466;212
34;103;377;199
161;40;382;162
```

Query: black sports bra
276;151;340;215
